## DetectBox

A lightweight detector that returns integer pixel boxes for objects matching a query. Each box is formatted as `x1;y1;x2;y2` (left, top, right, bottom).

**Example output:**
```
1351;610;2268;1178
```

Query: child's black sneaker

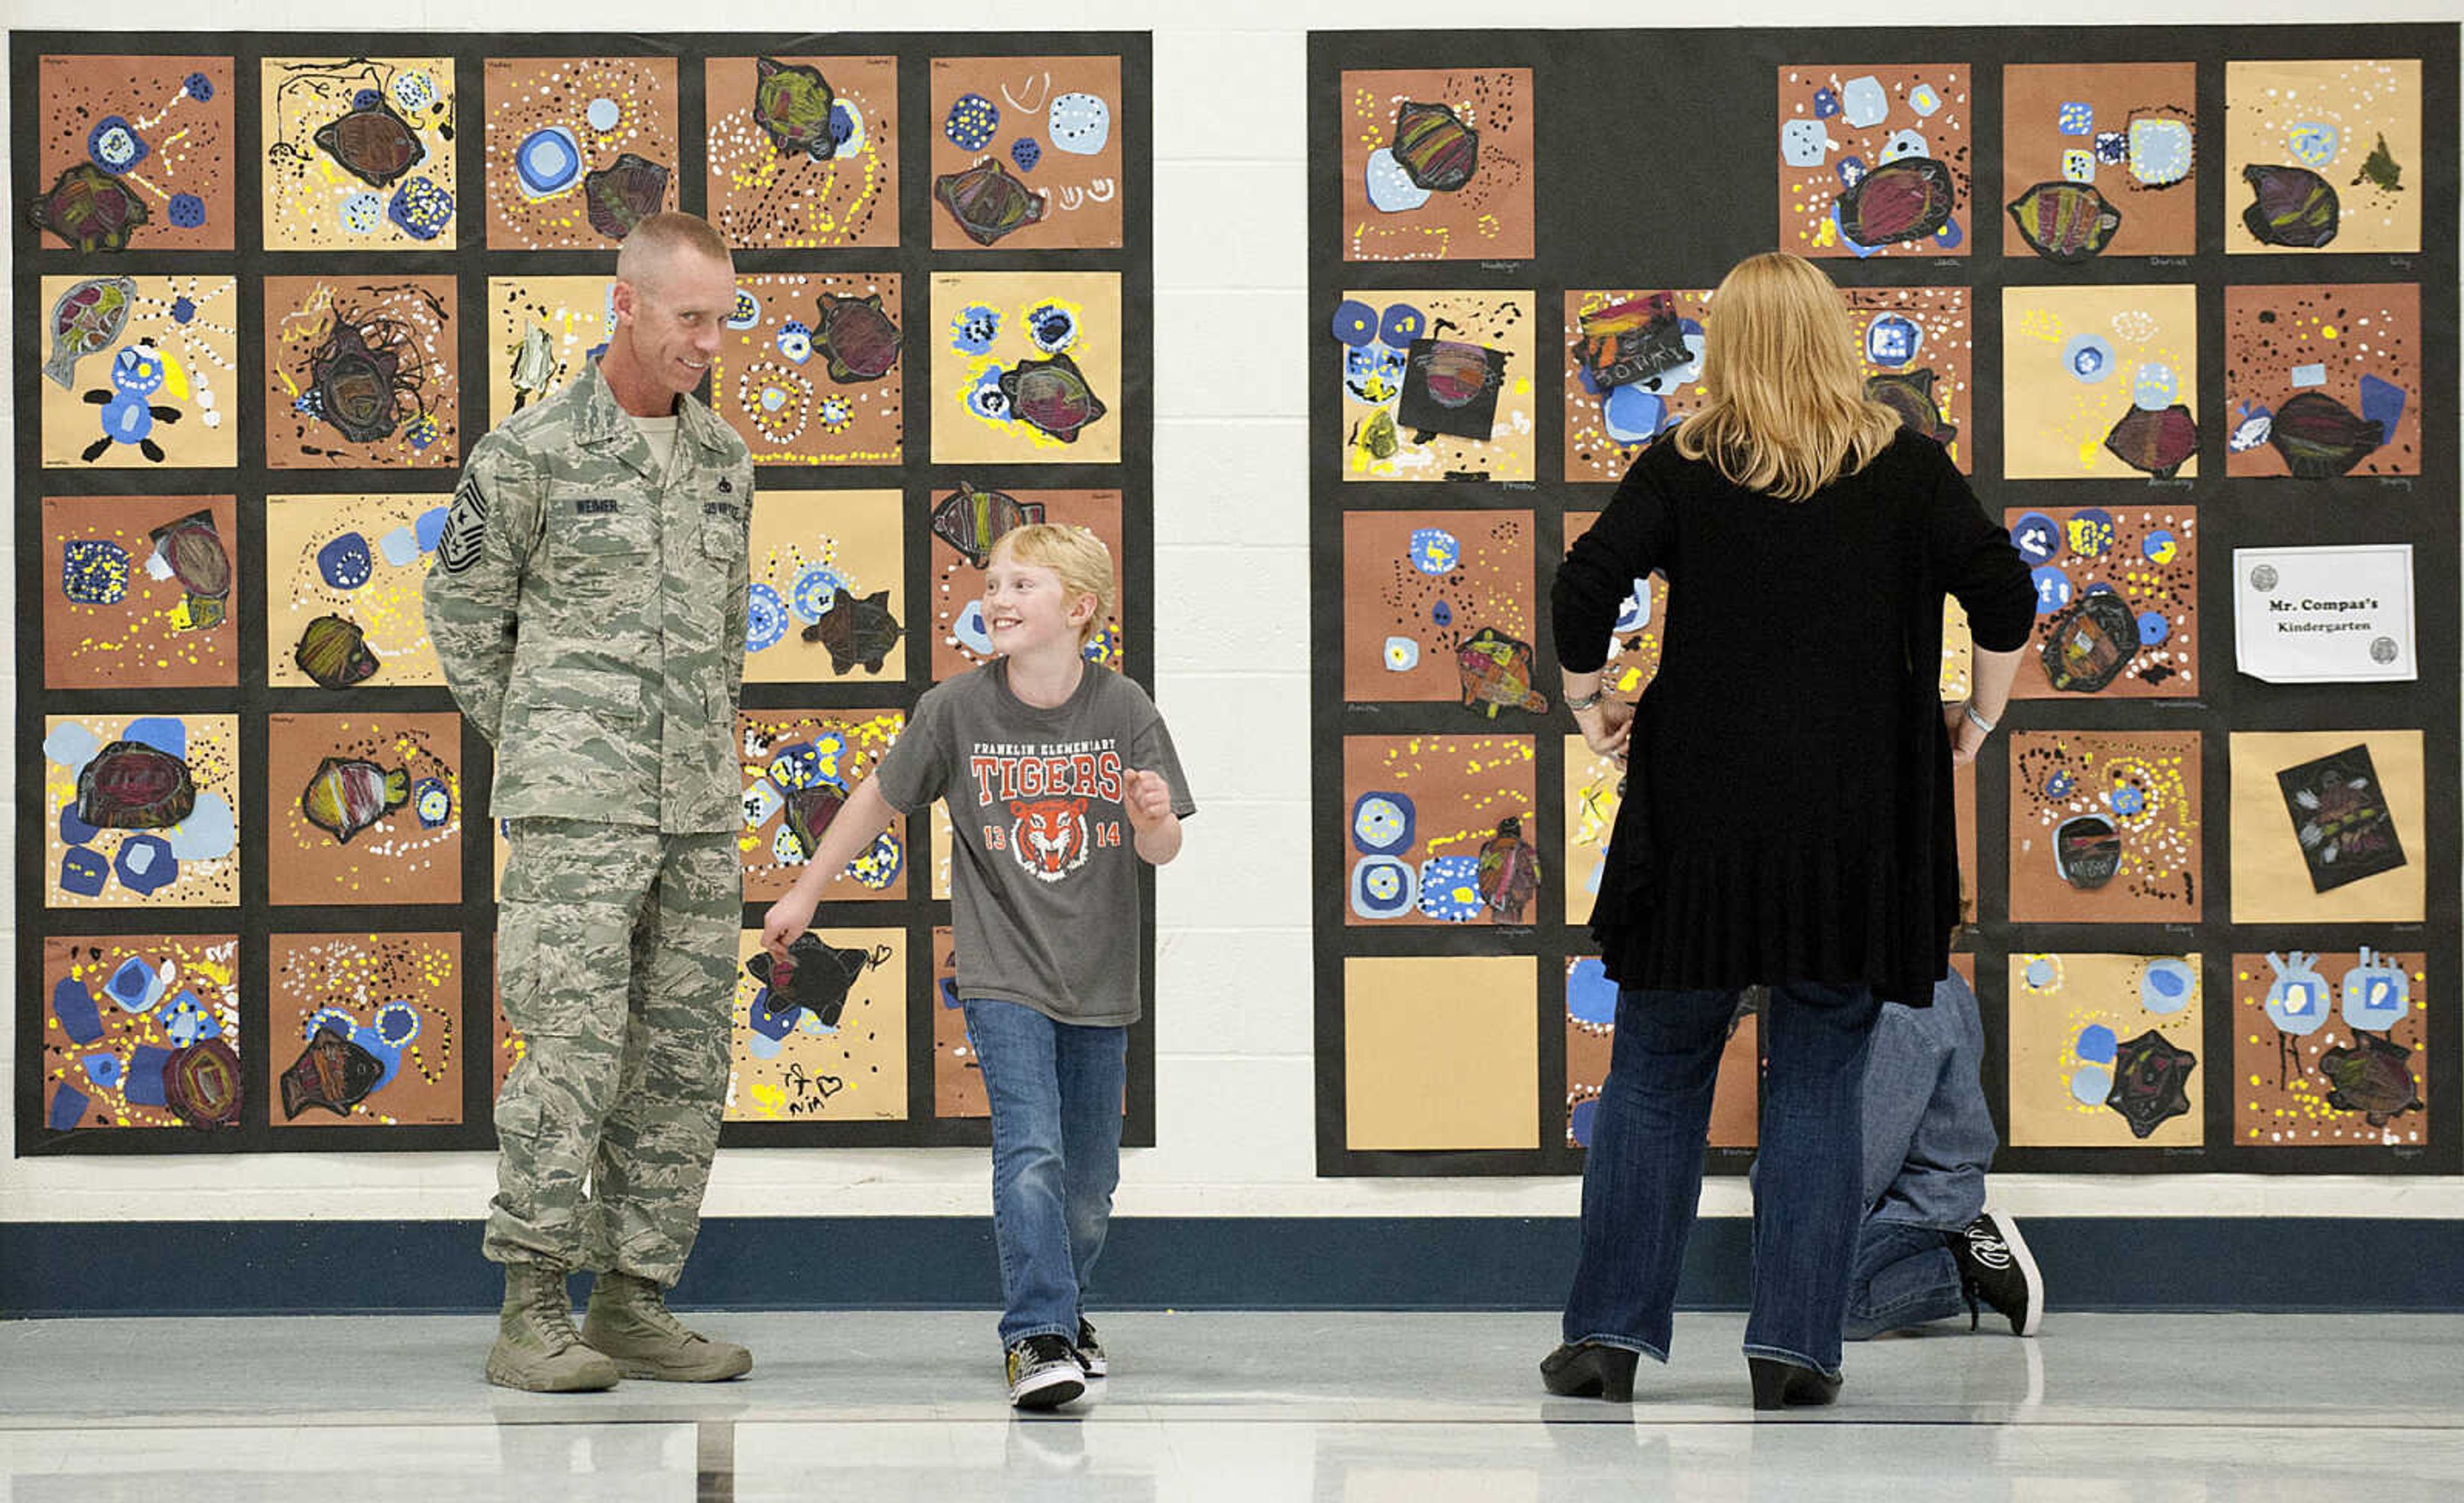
1005;1334;1087;1410
1074;1318;1108;1378
1951;1208;2043;1336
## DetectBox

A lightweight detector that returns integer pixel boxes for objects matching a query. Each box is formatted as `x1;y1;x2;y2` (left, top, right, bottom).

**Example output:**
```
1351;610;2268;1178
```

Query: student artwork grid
1312;27;2454;1179
16;30;1152;1155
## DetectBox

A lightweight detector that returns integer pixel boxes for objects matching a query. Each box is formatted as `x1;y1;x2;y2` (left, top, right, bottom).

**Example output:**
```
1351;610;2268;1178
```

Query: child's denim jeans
961;998;1128;1347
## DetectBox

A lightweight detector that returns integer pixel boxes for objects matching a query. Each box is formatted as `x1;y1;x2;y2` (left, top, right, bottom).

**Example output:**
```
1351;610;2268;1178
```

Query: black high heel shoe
1540;1342;1639;1401
1748;1356;1842;1411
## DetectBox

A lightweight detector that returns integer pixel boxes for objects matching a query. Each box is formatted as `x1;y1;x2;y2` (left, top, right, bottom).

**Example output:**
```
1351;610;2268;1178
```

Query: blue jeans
1844;971;1996;1339
1562;981;1881;1378
961;999;1127;1346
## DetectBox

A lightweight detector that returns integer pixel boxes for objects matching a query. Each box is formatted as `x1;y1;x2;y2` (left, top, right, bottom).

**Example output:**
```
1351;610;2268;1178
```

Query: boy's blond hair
989;523;1116;648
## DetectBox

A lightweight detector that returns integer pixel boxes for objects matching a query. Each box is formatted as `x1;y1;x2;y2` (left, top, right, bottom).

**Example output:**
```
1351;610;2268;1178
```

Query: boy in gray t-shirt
763;524;1191;1411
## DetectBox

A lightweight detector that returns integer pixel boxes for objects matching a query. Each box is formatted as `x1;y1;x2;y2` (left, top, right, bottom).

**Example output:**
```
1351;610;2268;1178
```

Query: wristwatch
1962;701;1997;734
1565;689;1604;712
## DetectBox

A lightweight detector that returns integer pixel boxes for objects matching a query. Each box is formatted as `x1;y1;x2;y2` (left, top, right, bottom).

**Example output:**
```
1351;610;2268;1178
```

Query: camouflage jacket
424;359;753;833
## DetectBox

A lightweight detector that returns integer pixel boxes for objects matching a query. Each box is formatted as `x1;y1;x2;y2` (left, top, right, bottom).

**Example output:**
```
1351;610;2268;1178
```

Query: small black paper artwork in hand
1398;326;1508;443
2275;743;2406;893
746;934;893;1035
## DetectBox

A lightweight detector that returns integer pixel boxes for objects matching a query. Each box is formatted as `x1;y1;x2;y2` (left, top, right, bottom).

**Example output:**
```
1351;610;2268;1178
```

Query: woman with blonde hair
1540;252;2033;1411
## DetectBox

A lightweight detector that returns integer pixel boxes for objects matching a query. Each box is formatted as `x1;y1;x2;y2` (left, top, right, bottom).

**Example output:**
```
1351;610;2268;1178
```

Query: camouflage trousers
486;818;739;1285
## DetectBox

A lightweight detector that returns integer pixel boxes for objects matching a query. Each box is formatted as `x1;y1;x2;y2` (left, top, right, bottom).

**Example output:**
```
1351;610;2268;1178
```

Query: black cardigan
1553;430;2035;1006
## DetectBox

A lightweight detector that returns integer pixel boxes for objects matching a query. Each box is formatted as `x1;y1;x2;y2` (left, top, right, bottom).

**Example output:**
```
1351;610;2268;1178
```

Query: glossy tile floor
3;1312;2460;1499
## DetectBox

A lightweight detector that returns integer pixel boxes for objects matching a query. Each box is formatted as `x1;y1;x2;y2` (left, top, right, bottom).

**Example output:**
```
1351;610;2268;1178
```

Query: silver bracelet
1565;688;1604;712
1962;701;1997;734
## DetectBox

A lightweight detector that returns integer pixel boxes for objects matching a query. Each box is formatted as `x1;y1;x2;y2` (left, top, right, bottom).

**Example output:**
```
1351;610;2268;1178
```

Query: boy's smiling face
983;554;1094;664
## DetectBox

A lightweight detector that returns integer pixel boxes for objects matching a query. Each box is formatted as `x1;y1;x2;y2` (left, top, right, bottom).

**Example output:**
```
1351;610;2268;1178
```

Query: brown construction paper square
2007;731;2202;923
928;55;1122;251
2006;504;2198;698
2232;949;2427;1147
2001;62;2196;260
711;272;903;465
1339;67;1534;262
40;934;241;1132
727;927;907;1123
261;273;460;468
265;712;465;907
265;494;446;689
2008;951;2203;1147
2229;730;2426;923
705;55;899;249
266;932;463;1127
1342;511;1538;709
35;55;234;252
1778;63;1972;258
1346;955;1538;1151
483;56;680;250
41;495;239;689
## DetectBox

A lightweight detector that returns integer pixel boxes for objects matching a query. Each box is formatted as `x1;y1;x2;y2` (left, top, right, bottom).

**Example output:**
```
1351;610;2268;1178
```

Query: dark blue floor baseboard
3;1217;2457;1318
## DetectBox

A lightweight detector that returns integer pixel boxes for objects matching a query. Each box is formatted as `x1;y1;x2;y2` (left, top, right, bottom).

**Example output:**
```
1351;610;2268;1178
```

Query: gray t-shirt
871;660;1195;1026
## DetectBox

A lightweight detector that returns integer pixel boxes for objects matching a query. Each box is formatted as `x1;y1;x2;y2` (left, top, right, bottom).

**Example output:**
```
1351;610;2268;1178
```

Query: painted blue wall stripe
2;1218;2456;1318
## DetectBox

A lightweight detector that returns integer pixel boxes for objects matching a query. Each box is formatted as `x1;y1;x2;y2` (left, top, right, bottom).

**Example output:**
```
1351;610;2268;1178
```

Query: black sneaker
1005;1334;1087;1410
1951;1209;2043;1336
1073;1318;1108;1379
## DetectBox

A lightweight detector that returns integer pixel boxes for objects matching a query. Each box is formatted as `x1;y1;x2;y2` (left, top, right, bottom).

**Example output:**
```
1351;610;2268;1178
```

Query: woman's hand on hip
1575;698;1634;761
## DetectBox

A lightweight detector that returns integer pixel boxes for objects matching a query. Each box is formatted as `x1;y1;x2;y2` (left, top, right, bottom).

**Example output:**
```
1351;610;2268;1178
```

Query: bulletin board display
1309;26;2459;1177
13;31;1154;1155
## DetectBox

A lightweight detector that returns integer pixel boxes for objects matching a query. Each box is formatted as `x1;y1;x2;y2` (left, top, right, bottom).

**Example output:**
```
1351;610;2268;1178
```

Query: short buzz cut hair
989;523;1116;649
614;212;733;286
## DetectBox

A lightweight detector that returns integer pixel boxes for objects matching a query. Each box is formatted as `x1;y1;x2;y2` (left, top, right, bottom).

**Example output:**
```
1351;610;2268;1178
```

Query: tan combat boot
485;1261;620;1392
581;1271;753;1382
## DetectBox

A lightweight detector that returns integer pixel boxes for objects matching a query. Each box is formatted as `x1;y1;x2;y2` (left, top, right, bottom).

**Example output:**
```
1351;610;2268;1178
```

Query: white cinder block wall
4;0;2461;1228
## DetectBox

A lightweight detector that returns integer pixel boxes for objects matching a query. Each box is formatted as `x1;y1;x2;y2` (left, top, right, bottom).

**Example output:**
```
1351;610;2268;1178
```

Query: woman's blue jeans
1561;981;1883;1378
961;999;1127;1347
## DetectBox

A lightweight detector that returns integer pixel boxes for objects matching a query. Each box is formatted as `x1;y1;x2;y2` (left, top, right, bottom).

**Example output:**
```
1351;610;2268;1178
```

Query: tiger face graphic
1009;797;1091;882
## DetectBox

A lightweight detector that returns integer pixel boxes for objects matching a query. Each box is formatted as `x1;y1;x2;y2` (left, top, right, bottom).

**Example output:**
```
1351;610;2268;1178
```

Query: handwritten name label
2381;477;2414;491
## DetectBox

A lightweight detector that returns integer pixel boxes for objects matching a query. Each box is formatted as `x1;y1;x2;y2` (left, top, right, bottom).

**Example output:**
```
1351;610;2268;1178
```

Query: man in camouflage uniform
425;212;755;1392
